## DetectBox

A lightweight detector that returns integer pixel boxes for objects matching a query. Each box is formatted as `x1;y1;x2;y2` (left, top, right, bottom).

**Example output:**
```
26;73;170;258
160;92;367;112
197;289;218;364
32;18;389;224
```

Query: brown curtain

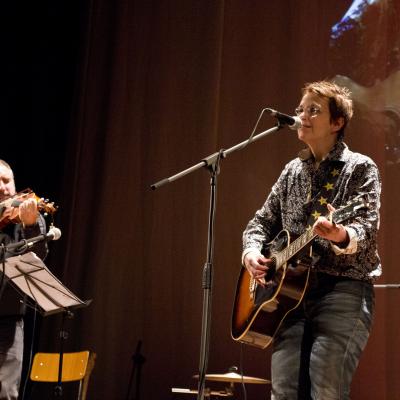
37;1;400;399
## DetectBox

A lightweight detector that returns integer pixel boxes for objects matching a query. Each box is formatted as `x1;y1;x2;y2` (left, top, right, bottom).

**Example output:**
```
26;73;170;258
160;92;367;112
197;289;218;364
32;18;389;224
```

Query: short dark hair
302;81;353;138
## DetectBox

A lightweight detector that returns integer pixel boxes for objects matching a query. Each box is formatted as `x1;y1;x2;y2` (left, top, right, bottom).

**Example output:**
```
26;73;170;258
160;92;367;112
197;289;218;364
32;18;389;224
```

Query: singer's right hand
243;252;271;286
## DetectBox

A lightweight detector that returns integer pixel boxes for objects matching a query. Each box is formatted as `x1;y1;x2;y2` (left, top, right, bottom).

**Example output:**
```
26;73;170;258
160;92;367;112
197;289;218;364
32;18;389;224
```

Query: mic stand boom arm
5;226;61;254
151;124;283;190
151;122;283;400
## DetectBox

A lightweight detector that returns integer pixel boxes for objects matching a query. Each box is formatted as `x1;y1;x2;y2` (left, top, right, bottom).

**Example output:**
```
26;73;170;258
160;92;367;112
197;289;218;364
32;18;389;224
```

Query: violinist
0;159;48;400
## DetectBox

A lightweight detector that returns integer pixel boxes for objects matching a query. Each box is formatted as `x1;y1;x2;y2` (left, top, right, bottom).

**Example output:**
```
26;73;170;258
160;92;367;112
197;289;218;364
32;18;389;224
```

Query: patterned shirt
242;140;381;282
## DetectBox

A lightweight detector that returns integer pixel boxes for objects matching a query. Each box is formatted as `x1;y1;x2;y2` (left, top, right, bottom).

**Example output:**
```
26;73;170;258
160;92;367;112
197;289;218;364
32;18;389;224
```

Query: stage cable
239;343;248;400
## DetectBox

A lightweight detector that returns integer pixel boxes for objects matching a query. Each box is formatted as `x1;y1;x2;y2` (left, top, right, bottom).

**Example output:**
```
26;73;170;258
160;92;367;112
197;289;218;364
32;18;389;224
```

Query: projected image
329;0;400;164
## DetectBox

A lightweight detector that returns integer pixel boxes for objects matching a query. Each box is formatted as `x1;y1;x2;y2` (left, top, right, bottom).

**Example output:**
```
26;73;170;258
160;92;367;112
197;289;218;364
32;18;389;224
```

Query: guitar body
231;230;311;349
231;196;368;350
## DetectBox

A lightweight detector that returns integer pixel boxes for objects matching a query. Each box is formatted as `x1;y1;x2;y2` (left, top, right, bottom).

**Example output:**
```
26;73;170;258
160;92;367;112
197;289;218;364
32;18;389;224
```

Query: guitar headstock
332;194;369;225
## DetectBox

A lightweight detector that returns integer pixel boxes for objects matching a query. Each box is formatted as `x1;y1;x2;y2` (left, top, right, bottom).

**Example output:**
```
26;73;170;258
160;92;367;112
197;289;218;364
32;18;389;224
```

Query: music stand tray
3;251;89;316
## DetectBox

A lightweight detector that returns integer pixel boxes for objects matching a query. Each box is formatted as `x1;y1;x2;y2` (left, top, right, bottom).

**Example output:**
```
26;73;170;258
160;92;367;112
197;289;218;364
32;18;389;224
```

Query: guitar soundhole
254;283;276;307
253;259;279;307
265;258;277;282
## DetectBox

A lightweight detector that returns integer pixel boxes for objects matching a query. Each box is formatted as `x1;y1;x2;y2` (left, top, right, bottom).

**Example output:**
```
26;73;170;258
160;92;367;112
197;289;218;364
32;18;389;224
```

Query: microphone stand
125;340;146;400
4;226;60;255
54;310;74;398
151;119;285;400
374;284;400;288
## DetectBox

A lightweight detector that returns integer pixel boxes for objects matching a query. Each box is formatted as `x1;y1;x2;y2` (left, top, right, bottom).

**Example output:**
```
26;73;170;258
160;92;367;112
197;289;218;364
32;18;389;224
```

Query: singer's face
0;165;16;201
296;93;343;147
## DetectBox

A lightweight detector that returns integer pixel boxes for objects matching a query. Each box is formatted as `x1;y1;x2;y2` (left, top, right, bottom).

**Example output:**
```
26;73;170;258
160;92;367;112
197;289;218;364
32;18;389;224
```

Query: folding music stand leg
54;310;74;397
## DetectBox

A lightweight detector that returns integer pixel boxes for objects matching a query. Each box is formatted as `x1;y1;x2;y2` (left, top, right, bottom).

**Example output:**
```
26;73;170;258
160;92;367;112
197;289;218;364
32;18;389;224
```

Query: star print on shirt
312;210;321;220
318;196;328;205
331;168;340;177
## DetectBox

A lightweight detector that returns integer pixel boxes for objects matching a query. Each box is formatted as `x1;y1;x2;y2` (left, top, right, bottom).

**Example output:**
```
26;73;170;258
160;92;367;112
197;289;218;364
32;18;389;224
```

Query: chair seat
30;351;90;382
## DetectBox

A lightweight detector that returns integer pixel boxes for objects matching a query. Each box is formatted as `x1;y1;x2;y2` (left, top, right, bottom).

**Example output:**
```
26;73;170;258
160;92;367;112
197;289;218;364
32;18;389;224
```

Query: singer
242;81;381;399
0;159;49;400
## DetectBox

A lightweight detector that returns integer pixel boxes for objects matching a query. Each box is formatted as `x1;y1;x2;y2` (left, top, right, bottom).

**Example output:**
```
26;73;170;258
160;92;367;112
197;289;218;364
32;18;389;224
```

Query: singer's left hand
313;204;348;245
19;198;38;227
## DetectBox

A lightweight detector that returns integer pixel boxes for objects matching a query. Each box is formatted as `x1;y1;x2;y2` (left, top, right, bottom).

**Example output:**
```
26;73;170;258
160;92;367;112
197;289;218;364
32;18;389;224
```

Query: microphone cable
239;343;248;400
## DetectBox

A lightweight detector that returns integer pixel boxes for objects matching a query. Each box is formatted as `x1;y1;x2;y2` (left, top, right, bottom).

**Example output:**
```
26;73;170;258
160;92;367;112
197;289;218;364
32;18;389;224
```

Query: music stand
2;251;89;315
2;251;90;397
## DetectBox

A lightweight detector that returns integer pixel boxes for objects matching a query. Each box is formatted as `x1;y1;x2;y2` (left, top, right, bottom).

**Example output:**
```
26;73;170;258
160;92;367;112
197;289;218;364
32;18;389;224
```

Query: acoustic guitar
231;195;369;349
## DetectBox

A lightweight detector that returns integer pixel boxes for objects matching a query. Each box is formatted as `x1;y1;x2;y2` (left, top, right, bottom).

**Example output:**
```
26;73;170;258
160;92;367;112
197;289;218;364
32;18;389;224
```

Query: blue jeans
271;273;375;400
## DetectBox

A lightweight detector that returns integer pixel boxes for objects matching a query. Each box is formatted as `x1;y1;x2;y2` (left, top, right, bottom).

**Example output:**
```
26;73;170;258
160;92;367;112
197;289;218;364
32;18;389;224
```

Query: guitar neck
275;197;367;268
276;228;316;269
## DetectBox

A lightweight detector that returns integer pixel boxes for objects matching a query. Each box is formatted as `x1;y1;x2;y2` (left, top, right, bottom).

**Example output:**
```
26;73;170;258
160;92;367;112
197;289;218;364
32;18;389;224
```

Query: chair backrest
30;351;90;382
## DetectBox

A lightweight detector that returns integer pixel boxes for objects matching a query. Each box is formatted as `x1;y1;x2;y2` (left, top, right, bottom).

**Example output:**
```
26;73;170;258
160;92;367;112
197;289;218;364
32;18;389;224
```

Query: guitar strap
305;160;345;230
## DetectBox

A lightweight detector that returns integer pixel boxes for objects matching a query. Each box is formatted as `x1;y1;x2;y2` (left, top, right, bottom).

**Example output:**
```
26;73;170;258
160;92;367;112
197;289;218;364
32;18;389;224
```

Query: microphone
44;226;62;241
265;108;302;130
6;226;62;252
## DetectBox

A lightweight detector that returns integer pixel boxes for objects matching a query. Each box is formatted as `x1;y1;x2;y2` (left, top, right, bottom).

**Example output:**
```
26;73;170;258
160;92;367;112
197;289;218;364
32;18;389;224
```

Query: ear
331;117;344;133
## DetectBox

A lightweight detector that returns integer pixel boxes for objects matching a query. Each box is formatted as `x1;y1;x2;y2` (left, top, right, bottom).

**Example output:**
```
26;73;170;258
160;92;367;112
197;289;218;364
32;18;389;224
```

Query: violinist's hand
243;251;271;287
313;204;348;245
19;198;39;227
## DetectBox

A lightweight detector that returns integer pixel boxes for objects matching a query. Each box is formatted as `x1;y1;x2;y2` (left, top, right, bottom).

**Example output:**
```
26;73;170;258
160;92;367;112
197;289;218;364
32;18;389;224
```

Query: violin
0;189;57;229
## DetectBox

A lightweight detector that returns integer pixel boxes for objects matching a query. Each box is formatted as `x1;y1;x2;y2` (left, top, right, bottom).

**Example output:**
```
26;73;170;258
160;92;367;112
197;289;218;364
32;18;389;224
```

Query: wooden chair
30;351;96;400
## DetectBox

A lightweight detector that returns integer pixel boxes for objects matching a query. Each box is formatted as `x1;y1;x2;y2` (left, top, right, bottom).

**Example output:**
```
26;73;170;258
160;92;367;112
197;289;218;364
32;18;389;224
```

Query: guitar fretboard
274;198;365;270
276;229;316;269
